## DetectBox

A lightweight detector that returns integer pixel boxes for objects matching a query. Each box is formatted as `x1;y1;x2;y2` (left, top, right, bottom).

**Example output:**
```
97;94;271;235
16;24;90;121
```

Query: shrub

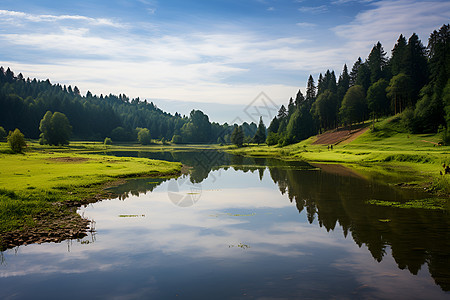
104;137;112;145
7;128;26;153
171;134;182;144
0;126;6;141
266;132;279;146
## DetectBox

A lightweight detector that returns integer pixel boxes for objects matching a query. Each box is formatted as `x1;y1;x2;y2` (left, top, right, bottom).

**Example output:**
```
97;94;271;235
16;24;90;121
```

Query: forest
0;24;449;146
268;24;450;146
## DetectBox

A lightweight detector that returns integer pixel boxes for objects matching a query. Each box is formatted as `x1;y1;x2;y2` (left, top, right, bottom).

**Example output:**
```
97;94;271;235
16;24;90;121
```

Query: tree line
1;24;448;147
0;68;258;145
267;24;450;146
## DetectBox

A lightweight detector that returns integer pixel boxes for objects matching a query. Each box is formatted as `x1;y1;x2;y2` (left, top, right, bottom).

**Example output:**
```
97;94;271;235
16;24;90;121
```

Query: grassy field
0;142;181;237
227;117;450;195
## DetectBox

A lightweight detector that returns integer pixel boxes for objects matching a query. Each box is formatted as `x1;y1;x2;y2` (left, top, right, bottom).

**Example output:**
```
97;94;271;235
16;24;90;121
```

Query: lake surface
1;150;449;299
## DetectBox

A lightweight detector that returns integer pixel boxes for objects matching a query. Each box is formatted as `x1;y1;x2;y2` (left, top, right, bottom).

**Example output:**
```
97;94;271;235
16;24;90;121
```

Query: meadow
0;142;181;243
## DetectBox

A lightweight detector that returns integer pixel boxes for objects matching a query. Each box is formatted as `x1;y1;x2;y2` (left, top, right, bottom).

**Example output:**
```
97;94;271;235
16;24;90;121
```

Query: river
1;150;449;299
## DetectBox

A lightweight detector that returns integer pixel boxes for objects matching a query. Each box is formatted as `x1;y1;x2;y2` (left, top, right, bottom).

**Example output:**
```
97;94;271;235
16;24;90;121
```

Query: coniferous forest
1;24;449;146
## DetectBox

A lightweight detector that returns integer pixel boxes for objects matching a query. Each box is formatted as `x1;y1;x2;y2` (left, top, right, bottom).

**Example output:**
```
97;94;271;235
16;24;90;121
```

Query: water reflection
105;150;450;292
1;150;449;299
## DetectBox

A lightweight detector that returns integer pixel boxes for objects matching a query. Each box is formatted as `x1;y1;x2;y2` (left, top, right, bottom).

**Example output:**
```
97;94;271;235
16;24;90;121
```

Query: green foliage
266;132;279;146
104;137;112;145
390;34;408;76
400;107;416;132
111;126;131;142
0;126;6;140
231;125;244;147
253;117;266;145
356;62;371;92
39;111;72;145
367;42;388;84
367;198;447;210
386;73;412;114
181;110;212;143
267;116;280;134
172;134;182;144
367;79;389;118
286;104;315;143
312;90;338;130
7;128;26;153
137;128;151;145
340;85;367;125
413;85;444;133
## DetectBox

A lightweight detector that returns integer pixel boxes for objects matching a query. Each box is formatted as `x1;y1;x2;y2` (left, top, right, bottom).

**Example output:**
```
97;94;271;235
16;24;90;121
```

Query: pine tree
350;58;362;86
277;105;288;119
231;125;244;147
356;62;371;92
367;42;388;84
405;33;429;104
295;89;305;107
390;34;408;76
337;64;350;108
306;75;316;104
253;116;267;145
288;97;295;117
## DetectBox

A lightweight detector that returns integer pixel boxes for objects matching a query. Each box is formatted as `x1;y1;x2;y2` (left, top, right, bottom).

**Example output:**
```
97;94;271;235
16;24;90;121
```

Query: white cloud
0;2;447;111
331;0;374;4
334;0;450;57
0;9;125;28
298;5;328;14
296;22;317;28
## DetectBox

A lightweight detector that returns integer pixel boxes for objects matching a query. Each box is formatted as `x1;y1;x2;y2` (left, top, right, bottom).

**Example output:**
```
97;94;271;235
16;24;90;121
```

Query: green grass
367;198;449;210
0;144;181;234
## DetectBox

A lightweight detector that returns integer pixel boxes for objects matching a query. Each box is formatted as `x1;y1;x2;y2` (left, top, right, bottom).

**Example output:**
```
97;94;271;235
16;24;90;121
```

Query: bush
266;132;279;146
7;128;26;153
401;107;416;132
137;128;151;145
104;137;112;145
0;126;6;141
171;134;182;144
440;126;450;146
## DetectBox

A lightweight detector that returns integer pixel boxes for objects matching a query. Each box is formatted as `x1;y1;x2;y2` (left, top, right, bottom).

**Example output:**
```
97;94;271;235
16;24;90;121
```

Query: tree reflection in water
106;150;450;291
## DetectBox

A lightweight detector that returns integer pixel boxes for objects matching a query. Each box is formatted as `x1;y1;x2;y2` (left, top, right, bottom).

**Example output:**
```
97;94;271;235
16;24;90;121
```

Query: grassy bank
0;143;181;247
227;117;450;195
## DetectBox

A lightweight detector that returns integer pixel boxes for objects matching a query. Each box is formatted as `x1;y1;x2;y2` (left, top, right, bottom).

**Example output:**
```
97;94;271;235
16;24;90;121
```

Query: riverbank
0;143;182;250
227;117;450;196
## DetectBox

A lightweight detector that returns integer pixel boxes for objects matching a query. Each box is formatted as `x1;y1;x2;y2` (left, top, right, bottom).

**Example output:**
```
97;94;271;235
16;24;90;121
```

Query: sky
0;0;449;123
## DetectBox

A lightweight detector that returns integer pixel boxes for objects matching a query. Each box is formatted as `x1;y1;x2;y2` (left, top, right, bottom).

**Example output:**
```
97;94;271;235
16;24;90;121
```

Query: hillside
228;116;450;194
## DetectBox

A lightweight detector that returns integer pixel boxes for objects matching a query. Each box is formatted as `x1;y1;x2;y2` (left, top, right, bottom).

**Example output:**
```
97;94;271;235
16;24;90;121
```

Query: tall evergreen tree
367;42;388;85
405;33;429;104
390;34;408;76
231;125;244;147
356;62;371;92
295;89;305;107
287;97;295;117
253;116;266;145
277;105;288;119
337;64;351;108
350;57;363;86
306;75;316;104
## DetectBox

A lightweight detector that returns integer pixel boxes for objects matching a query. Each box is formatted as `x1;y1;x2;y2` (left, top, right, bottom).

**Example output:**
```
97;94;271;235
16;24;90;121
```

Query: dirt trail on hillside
312;126;369;145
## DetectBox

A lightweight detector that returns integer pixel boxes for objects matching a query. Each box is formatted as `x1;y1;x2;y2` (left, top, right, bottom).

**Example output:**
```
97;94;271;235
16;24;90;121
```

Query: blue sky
0;0;449;122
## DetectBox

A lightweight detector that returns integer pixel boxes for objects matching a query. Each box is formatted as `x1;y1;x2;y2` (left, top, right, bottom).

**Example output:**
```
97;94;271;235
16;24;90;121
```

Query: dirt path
312;126;369;145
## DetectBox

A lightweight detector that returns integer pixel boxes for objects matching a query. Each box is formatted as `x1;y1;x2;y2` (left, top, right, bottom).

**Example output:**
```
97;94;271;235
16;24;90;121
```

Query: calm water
1;151;449;299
